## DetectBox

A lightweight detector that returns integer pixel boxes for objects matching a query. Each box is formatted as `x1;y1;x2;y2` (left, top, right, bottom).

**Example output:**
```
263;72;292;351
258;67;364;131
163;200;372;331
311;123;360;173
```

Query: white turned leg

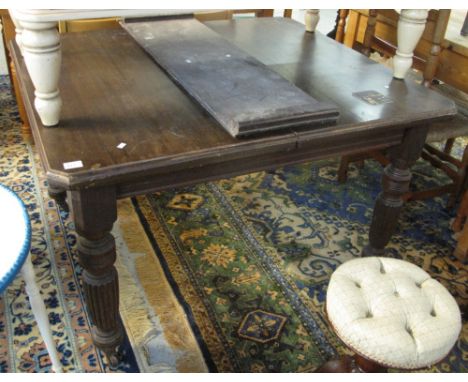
20;20;62;126
22;256;63;372
305;9;320;33
393;9;428;79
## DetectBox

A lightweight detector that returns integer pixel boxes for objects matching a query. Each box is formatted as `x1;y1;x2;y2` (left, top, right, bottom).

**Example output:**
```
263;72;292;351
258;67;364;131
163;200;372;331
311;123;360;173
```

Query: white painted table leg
22;256;63;372
393;9;429;79
20;20;62;126
305;10;320;33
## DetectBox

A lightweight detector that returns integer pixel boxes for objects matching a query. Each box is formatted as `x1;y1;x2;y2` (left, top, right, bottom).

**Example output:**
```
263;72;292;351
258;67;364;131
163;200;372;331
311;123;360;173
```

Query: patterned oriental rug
0;76;467;373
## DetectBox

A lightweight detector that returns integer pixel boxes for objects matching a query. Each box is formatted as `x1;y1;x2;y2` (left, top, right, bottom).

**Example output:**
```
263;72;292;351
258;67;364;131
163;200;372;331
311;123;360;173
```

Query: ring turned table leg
69;187;123;368
363;125;428;257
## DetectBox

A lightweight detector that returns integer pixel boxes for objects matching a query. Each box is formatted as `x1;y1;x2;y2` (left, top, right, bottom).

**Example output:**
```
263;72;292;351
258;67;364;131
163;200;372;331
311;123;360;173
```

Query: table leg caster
91;323;124;371
105;347;123;371
93;326;124;371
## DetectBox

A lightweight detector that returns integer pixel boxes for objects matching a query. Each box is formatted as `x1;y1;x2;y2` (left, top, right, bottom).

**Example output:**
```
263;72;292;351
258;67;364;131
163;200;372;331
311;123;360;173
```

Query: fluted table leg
363;125;429;257
70;187;123;368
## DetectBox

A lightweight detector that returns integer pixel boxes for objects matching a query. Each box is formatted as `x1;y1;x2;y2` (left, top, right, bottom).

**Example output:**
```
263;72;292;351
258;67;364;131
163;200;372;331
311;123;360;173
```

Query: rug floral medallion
0;76;467;372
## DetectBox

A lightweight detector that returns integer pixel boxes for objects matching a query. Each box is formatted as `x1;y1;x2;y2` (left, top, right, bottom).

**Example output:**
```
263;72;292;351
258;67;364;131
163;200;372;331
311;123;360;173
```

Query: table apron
115;127;404;199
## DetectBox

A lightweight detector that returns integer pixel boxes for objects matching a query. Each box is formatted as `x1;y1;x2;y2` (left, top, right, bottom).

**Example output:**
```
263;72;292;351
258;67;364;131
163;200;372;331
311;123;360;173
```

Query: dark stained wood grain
11;18;456;194
122;18;339;137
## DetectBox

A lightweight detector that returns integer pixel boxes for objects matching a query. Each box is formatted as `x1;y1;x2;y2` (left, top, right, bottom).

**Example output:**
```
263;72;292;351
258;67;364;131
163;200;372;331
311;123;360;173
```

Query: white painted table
10;9;429;127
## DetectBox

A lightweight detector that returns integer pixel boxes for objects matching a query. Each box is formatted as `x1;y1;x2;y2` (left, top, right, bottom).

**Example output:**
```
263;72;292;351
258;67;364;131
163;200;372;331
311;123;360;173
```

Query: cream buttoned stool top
326;257;462;370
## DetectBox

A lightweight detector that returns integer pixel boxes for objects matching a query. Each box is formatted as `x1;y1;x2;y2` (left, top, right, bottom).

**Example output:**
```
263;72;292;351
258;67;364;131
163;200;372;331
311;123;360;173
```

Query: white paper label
63;160;83;170
117;142;127;149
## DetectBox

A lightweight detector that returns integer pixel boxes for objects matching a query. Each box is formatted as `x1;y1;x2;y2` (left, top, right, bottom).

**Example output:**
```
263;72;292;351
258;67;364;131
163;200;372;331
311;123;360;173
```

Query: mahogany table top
11;17;456;195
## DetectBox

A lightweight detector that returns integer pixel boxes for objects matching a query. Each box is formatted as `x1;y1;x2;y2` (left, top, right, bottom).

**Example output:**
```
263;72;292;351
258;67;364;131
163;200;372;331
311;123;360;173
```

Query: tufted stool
318;257;462;372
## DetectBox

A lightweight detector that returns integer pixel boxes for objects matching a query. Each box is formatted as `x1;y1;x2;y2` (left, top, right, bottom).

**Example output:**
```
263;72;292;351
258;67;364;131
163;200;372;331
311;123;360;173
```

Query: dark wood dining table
11;17;457;367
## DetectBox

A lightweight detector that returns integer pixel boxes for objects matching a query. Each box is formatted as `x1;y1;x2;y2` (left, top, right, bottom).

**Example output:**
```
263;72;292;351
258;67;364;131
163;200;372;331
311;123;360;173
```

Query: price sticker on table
63;160;84;170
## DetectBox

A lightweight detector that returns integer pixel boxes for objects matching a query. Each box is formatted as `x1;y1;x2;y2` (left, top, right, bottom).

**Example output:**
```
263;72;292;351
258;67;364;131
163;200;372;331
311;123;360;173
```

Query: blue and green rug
0;75;466;372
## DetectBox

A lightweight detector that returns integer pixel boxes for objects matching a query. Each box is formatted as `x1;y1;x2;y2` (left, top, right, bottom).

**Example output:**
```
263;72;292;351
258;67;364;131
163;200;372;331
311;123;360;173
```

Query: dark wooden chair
336;10;468;207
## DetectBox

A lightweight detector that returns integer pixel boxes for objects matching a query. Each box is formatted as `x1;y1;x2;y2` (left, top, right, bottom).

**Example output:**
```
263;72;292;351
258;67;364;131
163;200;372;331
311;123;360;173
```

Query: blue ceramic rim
0;184;32;294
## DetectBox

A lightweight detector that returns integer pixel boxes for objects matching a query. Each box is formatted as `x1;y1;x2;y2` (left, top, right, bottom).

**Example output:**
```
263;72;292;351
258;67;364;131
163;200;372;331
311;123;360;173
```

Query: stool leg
316;355;355;372
354;354;387;372
317;354;387;373
22;256;63;372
